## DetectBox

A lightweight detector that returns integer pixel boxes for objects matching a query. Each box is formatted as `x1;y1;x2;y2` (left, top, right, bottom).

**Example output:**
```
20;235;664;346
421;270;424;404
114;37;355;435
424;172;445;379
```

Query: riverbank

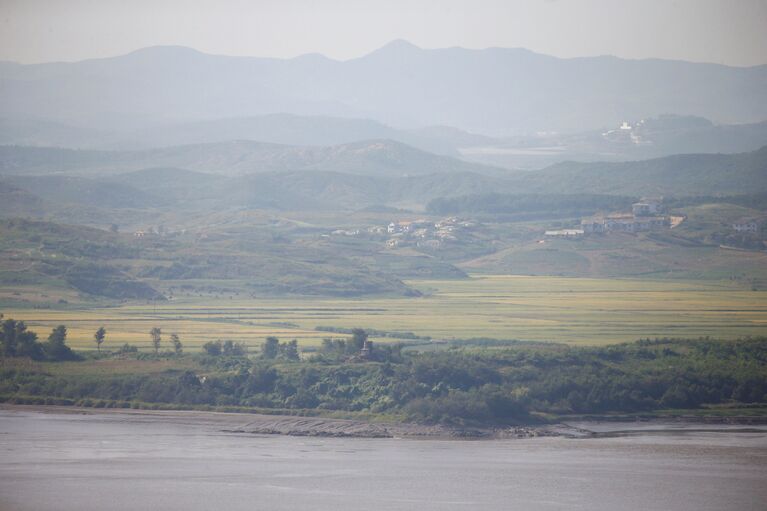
4;404;766;440
3;336;766;428
0;403;560;439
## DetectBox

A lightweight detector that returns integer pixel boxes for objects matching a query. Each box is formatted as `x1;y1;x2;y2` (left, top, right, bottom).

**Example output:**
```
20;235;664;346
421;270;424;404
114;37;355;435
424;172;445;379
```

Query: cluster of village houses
329;217;477;249
732;217;766;234
545;197;765;240
133;226;186;238
580;198;670;234
545;198;670;238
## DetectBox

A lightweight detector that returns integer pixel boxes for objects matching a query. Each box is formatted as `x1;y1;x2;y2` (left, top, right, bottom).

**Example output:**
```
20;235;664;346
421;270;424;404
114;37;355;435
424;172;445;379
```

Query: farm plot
3;275;766;350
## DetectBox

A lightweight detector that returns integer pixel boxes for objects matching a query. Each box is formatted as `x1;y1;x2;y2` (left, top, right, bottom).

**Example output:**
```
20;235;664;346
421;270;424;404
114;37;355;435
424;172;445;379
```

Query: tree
44;325;77;361
202;340;245;357
150;327;162;354
348;328;368;354
94;327;106;352
202;340;222;356
320;338;347;359
48;325;66;343
245;365;278;394
280;339;300;361
170;333;183;355
2;318;44;360
17;328;43;360
262;336;280;359
222;340;246;356
2;317;18;357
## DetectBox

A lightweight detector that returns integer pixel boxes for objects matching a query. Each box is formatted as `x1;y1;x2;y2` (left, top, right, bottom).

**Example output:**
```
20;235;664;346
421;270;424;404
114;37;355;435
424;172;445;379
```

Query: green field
3;274;767;351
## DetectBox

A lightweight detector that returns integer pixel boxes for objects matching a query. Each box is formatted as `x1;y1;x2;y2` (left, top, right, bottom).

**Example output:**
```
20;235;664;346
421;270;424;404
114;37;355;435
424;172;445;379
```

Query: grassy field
3;274;767;351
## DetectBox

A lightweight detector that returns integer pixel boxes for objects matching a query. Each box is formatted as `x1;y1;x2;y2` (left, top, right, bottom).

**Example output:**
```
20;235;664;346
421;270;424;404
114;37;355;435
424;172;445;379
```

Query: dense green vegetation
2;318;765;426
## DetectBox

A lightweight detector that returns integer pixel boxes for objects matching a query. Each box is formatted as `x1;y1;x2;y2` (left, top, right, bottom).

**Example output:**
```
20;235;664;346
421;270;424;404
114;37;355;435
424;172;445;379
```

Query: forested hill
0;139;501;178
0;218;421;299
510;145;767;196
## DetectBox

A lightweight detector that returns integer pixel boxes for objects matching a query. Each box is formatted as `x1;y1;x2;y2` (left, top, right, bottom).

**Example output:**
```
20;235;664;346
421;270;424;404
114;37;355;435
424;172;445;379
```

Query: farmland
3;274;766;351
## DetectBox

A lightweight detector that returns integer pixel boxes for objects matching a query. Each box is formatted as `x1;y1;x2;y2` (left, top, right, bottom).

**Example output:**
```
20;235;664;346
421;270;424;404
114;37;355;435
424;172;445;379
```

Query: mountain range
2;41;767;136
0;114;499;157
1;141;765;220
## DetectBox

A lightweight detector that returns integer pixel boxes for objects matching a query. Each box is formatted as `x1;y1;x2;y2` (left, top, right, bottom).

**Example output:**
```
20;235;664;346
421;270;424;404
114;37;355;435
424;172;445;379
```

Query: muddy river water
1;408;766;511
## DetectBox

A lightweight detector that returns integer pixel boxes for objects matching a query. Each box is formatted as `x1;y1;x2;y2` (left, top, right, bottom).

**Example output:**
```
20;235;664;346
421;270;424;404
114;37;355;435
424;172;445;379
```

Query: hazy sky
1;0;766;66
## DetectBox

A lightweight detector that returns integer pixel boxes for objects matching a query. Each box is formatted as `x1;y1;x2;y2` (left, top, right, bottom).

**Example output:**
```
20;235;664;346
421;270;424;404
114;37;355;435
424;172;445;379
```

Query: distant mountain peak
372;39;422;54
124;45;204;58
293;52;334;63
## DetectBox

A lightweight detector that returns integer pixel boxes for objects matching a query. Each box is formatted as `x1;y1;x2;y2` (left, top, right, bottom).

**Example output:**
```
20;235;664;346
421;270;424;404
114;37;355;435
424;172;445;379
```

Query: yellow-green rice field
3;275;767;351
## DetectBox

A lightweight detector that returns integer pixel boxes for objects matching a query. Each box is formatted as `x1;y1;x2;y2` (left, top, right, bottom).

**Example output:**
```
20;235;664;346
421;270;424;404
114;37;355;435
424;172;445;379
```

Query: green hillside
0;218;446;302
513;146;767;196
461;202;767;285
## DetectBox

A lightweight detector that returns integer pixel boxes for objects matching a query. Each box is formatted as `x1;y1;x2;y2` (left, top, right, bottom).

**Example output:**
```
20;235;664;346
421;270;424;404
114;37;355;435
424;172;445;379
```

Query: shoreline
3;404;766;440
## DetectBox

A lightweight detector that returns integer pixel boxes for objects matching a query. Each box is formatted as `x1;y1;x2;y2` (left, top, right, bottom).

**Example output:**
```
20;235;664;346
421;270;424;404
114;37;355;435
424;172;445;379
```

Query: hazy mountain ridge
1;143;765;217
3;175;161;209
3;112;766;176
0;114;502;158
0;139;502;177
2;42;766;135
0;168;513;214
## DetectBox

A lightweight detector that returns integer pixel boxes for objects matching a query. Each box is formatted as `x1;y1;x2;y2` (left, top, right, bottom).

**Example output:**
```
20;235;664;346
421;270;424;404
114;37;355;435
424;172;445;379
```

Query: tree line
0;314;185;358
2;329;766;426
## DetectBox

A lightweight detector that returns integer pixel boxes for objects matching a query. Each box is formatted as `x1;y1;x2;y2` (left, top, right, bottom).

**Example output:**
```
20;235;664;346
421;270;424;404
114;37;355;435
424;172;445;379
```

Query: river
1;408;766;511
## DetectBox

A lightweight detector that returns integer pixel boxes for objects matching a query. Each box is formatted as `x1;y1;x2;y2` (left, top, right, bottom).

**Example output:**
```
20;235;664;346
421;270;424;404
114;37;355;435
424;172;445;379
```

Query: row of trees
149;327;183;355
202;339;245;357
261;337;299;361
2;310;371;361
0;314;186;358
